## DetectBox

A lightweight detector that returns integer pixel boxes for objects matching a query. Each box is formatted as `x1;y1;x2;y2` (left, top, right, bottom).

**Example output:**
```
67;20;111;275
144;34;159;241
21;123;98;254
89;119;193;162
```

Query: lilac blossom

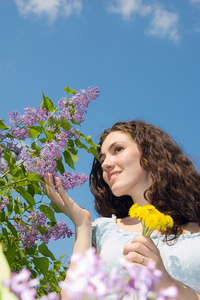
60;248;127;300
60;248;178;300
47;221;74;240
0;197;9;211
41;140;64;160
5;141;23;154
59;172;88;191
9;107;48;128
20;106;48;127
0;159;8;173
15;210;74;249
57;97;71;121
3;269;39;300
121;258;162;298
19;151;57;178
39;293;61;300
9;111;21;125
10;125;29;139
3;269;61;300
157;286;179;300
68;87;99;123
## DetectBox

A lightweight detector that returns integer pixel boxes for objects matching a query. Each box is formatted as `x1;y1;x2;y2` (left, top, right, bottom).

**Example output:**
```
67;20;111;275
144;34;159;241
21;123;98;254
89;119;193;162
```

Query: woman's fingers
44;173;91;226
123;236;160;266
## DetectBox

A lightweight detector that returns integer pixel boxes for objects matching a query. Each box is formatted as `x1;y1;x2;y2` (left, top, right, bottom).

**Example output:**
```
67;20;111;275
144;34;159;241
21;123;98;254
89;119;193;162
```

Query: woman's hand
123;236;172;289
44;172;91;228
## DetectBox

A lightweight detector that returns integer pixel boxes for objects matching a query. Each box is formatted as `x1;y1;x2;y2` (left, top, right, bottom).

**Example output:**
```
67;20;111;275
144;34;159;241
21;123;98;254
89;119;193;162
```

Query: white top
92;214;200;293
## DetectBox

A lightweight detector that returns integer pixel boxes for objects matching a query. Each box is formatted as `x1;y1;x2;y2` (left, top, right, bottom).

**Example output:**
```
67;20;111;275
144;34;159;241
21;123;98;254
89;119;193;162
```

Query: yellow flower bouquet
129;203;173;236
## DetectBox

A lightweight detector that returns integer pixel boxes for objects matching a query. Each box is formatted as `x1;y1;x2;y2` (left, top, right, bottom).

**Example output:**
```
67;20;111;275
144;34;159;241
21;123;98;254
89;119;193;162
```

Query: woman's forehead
101;131;134;150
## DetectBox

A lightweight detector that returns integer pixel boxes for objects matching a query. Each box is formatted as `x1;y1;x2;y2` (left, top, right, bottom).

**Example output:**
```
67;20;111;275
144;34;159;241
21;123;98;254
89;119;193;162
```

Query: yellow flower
128;204;173;236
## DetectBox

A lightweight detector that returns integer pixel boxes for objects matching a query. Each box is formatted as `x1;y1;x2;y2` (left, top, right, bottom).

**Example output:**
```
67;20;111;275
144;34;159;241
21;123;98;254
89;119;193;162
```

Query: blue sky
1;0;200;260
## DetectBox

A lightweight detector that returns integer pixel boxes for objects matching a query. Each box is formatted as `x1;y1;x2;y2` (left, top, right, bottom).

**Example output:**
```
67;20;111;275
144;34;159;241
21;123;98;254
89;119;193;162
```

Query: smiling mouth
110;172;121;182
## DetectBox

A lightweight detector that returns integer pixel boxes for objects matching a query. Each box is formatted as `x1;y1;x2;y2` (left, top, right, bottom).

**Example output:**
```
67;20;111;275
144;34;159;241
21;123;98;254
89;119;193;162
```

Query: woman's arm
45;173;93;299
44;172;92;257
123;236;200;300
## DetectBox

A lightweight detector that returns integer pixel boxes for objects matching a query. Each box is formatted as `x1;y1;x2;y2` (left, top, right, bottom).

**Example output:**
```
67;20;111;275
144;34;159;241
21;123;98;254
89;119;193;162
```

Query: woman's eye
115;147;123;153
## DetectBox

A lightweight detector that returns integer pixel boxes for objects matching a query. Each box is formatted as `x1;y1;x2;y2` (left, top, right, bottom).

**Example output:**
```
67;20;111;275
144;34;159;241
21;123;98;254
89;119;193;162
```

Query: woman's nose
101;156;115;171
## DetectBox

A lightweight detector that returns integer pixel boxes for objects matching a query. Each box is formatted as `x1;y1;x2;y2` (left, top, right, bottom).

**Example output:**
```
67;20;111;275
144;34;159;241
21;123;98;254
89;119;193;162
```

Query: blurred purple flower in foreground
3;269;61;300
3;269;39;300
3;247;178;300
60;248;178;300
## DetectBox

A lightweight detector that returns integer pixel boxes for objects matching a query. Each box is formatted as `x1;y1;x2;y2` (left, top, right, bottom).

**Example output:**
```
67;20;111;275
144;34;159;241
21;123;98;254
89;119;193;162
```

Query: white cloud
14;0;82;22
190;0;200;4
106;0;180;42
107;0;151;20
147;6;180;42
189;0;200;8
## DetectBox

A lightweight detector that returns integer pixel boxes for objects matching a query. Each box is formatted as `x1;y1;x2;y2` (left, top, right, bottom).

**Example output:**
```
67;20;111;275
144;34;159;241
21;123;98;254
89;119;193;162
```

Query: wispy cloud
189;0;200;5
106;0;180;42
147;6;180;42
14;0;82;22
107;0;151;19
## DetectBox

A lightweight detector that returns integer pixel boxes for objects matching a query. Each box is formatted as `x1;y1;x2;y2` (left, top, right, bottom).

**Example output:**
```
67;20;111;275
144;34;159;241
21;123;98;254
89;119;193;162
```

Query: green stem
0;178;28;189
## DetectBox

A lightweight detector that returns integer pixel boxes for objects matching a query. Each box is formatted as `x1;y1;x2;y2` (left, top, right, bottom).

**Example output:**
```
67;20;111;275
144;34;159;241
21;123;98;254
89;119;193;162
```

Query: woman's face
100;131;152;201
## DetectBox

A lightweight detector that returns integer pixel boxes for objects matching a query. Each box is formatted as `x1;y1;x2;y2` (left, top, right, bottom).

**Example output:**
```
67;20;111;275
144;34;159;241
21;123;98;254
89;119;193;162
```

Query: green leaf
29;126;43;139
63;149;79;169
61;118;71;131
41;92;54;111
0;120;9;130
0;178;5;187
67;139;74;148
3;151;16;171
60;253;66;260
88;147;98;157
50;201;62;213
38;243;56;260
33;257;49;275
27;173;44;184
75;138;89;151
4;243;15;265
6;221;18;238
56;158;65;174
16;187;35;205
31;141;40;151
86;135;98;147
63;86;76;95
39;205;56;222
45;131;54;142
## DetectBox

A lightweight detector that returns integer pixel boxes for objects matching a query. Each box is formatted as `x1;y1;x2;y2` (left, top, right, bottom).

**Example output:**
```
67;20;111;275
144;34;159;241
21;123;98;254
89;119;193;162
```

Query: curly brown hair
89;120;200;237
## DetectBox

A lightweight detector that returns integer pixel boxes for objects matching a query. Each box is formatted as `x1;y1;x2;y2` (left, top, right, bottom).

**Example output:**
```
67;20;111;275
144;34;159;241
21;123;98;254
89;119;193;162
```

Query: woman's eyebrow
99;141;125;160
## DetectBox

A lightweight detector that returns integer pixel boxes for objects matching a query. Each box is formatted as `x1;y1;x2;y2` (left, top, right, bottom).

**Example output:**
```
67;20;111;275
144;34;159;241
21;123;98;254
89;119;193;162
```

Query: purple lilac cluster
0;197;9;211
0;87;99;189
60;248;178;300
69;87;99;123
57;87;99;124
9;106;48;127
120;258;178;300
15;210;74;249
3;247;178;300
59;247;127;300
3;269;60;300
19;151;57;178
8;107;48;140
19;149;88;190
59;172;88;191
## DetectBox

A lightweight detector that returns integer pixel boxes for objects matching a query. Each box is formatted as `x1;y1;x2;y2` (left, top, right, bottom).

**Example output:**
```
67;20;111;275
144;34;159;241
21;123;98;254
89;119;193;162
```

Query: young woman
45;120;200;299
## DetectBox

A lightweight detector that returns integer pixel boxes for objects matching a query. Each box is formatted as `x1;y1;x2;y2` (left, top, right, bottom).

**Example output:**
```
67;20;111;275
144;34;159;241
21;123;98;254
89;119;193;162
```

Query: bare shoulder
181;222;200;234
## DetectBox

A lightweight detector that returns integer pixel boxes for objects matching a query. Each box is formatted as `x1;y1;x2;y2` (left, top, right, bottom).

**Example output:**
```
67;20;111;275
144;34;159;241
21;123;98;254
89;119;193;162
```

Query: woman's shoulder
92;214;117;229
